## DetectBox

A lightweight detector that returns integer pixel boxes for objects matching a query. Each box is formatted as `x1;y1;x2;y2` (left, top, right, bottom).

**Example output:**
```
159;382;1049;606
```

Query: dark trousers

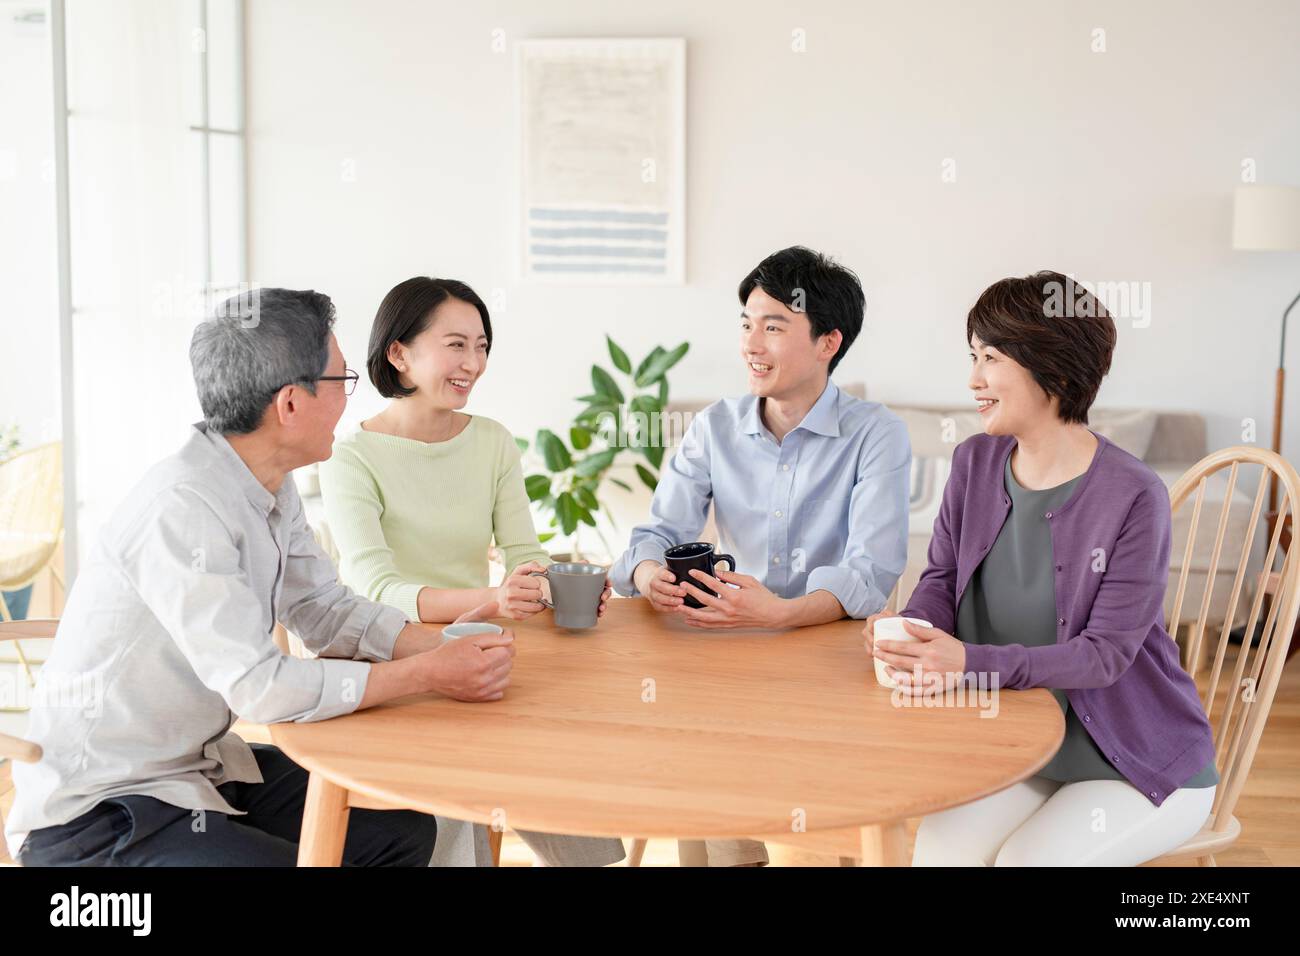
18;744;437;866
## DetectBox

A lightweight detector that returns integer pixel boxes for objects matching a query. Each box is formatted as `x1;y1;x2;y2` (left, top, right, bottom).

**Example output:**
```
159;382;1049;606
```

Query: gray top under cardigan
956;455;1218;788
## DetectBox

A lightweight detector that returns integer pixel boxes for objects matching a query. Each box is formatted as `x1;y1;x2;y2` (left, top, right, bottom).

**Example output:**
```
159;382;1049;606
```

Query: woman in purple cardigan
867;272;1217;865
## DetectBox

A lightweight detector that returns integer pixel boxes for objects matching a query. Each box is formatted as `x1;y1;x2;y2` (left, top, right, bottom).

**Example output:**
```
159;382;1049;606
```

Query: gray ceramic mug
527;562;606;629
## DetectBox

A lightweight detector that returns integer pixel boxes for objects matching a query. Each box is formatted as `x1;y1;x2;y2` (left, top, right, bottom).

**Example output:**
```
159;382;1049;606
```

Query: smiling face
283;333;350;465
968;334;1059;435
387;297;489;409
740;286;841;400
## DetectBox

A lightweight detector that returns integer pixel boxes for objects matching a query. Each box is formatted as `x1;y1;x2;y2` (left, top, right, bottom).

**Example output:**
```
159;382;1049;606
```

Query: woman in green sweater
319;276;623;867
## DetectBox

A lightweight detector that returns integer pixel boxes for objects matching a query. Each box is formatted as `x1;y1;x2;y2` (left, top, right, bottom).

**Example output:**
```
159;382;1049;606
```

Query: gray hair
190;288;336;434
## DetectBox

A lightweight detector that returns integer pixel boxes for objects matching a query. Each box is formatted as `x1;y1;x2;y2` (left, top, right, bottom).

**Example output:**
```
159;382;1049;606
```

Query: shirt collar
741;379;842;439
192;421;280;515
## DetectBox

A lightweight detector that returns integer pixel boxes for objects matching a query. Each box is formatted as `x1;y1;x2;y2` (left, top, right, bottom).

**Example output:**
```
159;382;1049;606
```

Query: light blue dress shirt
611;379;911;619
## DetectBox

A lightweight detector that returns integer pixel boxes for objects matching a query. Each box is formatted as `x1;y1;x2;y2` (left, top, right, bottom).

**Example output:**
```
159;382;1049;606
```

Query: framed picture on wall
515;37;686;284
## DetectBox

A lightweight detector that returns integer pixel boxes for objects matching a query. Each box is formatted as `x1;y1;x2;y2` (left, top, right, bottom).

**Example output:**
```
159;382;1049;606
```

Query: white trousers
912;777;1216;866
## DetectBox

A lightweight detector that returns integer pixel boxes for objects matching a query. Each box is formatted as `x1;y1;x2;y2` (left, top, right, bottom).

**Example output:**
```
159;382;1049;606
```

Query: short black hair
737;246;865;374
966;271;1116;425
367;277;493;399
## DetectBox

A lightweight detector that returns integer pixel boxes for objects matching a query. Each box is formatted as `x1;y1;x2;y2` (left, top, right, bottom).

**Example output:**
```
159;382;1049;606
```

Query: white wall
244;0;1300;469
0;2;59;450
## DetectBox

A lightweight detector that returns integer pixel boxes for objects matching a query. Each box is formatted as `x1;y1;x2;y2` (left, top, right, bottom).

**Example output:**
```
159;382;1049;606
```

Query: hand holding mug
634;560;686;613
496;561;549;620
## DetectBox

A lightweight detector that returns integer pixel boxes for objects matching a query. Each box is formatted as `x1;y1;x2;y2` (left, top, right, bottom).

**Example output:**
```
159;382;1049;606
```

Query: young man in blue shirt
610;246;912;866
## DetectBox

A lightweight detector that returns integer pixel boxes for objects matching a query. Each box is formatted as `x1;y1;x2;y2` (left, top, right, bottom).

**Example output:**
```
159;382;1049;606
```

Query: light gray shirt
5;423;408;858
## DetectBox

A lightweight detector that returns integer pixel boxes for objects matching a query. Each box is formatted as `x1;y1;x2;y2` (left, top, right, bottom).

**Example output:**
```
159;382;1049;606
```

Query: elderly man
6;288;514;866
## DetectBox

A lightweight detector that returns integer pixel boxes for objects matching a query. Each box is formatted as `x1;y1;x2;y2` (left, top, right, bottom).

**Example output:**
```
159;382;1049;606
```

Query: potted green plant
517;336;689;562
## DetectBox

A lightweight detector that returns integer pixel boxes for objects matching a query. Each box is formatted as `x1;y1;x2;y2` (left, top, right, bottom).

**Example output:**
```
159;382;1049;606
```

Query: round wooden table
271;598;1064;866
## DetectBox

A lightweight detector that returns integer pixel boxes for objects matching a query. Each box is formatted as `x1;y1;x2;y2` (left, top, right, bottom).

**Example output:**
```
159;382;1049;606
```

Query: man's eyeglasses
273;369;360;396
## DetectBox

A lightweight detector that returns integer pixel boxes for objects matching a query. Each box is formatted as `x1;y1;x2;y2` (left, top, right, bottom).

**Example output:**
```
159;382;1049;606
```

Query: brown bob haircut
966;271;1116;425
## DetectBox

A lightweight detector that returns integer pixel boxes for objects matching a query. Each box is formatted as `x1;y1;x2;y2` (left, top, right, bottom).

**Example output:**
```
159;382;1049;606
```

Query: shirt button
1149;791;1158;799
1083;714;1091;722
1045;511;1053;519
1112;755;1120;761
782;464;790;471
772;556;780;565
774;510;782;518
1058;618;1065;625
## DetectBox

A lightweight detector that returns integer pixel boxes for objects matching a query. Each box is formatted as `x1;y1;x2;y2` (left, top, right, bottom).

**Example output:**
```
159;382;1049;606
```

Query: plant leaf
635;463;658;492
609;477;632;492
591;365;625;403
557;492;579;535
633;346;666;388
536;429;572;472
635;341;690;386
569;425;593;450
538;532;557;544
606;336;632;375
573;485;598;511
574;447;617;478
524;474;551;501
514;436;529;453
643;442;664;470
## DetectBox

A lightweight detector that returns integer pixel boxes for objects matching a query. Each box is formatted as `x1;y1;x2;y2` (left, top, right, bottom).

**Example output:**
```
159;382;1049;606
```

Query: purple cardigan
901;431;1217;806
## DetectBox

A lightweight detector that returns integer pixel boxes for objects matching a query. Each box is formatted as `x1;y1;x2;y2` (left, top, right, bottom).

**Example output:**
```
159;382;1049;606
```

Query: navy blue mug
664;542;736;609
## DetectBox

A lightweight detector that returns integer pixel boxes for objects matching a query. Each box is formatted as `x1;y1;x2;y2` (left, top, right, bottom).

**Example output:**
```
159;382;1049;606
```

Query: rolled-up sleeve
120;486;373;724
805;419;911;619
611;413;714;596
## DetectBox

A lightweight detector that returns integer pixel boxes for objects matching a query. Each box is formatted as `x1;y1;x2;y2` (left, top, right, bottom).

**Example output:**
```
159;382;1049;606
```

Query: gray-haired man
6;289;512;865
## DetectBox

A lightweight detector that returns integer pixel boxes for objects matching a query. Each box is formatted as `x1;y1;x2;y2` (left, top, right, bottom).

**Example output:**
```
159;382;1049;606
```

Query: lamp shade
1233;185;1300;251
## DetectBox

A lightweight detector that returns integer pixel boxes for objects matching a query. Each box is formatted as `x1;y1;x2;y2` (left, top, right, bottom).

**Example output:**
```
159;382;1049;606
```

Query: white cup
872;616;932;688
441;622;504;642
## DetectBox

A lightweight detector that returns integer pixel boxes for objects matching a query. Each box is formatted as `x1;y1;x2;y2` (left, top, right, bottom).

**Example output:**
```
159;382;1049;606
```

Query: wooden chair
0;443;64;705
0;619;58;864
810;448;1300;866
1155;445;1300;866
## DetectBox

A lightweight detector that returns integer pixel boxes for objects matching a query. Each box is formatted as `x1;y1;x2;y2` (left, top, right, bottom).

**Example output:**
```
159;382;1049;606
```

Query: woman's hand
495;562;549;620
872;620;967;691
597;576;613;617
861;611;890;656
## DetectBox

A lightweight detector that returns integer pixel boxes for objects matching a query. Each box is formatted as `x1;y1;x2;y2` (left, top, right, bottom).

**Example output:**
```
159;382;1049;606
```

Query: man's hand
633;560;686;613
676;568;788;629
421;627;515;701
496;562;548;620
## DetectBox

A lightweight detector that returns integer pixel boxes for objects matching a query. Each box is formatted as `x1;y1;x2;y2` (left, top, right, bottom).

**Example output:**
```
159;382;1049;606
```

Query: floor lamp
1232;185;1300;513
1232;184;1300;656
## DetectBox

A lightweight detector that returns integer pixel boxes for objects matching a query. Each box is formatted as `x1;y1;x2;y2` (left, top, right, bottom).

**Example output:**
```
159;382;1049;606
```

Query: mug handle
526;569;554;609
711;554;736;575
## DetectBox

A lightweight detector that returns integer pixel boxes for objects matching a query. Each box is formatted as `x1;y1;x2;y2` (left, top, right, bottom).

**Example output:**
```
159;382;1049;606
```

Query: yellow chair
0;443;64;705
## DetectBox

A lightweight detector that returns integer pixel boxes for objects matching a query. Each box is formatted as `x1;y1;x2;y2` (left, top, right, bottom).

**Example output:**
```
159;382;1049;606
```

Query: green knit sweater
318;415;549;622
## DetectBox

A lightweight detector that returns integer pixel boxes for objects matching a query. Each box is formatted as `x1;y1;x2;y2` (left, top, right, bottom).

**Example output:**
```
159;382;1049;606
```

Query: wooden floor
3;641;1298;866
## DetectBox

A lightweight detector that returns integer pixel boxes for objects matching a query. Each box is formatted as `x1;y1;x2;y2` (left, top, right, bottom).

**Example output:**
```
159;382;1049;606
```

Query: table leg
859;821;908;866
298;771;350;866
